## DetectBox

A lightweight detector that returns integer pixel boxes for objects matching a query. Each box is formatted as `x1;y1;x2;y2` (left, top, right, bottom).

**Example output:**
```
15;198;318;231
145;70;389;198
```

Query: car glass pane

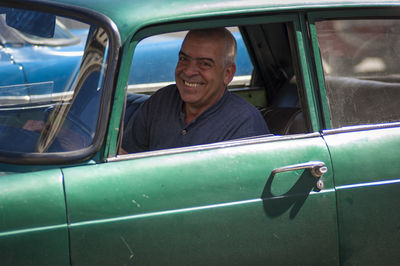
316;19;400;128
19;19;83;46
128;27;253;94
121;23;308;155
0;8;109;153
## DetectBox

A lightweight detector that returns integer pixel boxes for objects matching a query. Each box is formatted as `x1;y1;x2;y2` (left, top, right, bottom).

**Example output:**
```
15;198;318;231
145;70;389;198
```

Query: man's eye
199;61;212;69
179;56;188;62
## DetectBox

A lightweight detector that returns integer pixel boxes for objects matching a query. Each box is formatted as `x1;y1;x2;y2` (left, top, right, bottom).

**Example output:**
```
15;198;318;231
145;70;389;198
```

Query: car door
63;14;340;265
0;169;69;266
310;11;400;265
64;137;337;265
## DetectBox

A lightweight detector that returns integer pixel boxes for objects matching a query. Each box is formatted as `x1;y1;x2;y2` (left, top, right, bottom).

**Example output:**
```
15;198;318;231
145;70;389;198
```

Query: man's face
175;33;236;111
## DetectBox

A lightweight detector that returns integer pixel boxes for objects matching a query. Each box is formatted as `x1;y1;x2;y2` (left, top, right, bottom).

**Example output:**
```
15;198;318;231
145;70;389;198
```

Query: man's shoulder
225;92;268;127
216;91;269;136
144;84;179;106
150;84;178;98
225;92;261;114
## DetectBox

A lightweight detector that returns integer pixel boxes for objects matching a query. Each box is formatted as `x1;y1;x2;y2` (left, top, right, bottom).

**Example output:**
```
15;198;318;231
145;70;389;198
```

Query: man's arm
122;102;150;153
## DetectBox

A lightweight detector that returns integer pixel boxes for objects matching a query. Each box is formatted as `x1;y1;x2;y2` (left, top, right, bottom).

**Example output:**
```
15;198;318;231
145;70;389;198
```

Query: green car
1;0;400;265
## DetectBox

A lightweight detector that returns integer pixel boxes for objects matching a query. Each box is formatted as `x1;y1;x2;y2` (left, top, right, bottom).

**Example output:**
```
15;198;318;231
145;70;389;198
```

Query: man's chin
177;87;199;102
180;95;199;105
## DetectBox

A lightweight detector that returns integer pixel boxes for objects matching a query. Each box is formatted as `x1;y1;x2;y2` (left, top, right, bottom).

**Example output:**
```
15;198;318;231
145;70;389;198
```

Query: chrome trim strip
70;188;334;226
229;75;252;87
128;81;173;94
336;178;400;190
108;132;320;162
323;122;400;135
0;224;67;237
70;198;264;227
127;75;251;94
0;103;59;111
0;91;74;106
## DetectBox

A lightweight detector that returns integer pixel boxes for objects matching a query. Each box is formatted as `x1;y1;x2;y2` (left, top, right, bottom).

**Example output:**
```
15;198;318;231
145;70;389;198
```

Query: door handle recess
272;161;328;179
272;161;327;190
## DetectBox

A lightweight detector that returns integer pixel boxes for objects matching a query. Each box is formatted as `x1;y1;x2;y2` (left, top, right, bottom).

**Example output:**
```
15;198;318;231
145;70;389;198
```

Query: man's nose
182;60;199;76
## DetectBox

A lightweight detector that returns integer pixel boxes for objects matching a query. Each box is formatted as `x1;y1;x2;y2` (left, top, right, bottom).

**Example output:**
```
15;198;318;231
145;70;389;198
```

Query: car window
0;8;109;154
127;27;253;93
121;23;309;154
316;19;400;128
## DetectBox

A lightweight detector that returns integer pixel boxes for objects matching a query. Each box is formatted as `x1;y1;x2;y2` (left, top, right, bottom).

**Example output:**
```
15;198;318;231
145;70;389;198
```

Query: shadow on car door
63;134;339;265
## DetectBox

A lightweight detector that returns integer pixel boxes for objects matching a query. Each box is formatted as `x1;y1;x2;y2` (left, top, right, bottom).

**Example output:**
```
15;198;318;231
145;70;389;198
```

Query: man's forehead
180;35;223;60
179;51;215;63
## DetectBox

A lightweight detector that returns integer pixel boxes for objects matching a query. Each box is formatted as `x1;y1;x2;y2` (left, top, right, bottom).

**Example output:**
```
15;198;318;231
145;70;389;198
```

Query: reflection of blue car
129;30;253;91
0;16;88;106
1;18;252;106
0;13;252;154
0;14;92;153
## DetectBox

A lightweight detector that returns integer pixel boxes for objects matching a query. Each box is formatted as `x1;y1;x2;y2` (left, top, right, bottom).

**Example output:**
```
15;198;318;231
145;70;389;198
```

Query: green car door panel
2;0;400;264
323;126;400;265
0;169;69;265
310;12;400;265
63;135;339;265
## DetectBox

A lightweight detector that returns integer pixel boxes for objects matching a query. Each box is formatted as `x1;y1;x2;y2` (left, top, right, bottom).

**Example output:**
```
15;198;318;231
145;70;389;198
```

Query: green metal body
0;170;69;265
64;136;338;265
0;0;400;265
324;127;400;265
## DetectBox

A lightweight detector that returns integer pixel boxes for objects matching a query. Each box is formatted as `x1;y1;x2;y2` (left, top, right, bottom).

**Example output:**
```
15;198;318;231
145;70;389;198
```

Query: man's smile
183;80;204;88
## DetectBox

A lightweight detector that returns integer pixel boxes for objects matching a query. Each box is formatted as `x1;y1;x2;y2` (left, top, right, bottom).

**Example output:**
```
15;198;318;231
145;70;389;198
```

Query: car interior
240;23;308;135
122;22;310;152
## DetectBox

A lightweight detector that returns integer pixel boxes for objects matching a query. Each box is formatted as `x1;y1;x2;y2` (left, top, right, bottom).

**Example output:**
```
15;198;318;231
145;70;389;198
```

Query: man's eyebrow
179;51;215;64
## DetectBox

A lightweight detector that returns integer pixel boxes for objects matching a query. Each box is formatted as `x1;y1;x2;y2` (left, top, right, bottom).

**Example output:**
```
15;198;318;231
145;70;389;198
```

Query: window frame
308;8;400;131
109;12;321;161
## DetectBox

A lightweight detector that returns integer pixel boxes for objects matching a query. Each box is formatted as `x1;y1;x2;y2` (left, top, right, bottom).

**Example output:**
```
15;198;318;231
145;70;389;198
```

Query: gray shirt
123;84;269;152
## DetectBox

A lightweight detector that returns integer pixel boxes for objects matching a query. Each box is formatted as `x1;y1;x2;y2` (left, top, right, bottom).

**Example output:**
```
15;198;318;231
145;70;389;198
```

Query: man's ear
223;63;237;86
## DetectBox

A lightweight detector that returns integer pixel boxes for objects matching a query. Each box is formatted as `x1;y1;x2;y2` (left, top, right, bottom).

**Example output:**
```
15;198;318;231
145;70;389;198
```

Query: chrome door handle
272;161;327;190
272;161;328;178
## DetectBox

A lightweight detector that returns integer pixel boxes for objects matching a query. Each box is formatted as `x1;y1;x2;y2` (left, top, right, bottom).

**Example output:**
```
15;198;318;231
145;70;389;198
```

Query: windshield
0;7;109;154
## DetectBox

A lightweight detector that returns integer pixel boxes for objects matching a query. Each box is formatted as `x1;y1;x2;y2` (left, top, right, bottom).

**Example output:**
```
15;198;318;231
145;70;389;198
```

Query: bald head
184;27;237;68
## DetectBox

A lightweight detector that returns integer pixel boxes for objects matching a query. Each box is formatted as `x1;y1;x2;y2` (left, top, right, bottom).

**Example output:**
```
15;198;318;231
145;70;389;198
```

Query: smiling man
122;27;269;153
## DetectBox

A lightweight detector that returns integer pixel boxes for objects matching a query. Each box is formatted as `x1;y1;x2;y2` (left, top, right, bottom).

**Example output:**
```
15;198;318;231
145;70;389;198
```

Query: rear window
316;19;400;128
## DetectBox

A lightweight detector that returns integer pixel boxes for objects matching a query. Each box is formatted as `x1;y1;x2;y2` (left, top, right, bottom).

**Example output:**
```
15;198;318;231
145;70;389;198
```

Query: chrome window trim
112;122;400;163
322;122;400;135
0;91;74;107
108;132;320;162
127;75;251;94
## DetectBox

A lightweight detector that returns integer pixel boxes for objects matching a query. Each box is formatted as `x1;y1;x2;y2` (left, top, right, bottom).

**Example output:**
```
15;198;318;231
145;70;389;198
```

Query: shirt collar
178;87;230;127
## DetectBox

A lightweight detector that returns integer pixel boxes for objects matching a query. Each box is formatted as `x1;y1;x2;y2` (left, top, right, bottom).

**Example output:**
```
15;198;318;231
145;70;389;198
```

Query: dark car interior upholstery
261;107;306;135
241;23;308;135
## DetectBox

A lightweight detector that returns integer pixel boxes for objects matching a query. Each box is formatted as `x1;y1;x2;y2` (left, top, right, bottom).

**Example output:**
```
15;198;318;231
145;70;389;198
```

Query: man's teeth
184;81;201;87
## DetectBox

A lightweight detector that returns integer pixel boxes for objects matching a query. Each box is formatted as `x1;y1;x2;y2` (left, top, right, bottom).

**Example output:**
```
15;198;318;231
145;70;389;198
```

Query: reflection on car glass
0;8;107;154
